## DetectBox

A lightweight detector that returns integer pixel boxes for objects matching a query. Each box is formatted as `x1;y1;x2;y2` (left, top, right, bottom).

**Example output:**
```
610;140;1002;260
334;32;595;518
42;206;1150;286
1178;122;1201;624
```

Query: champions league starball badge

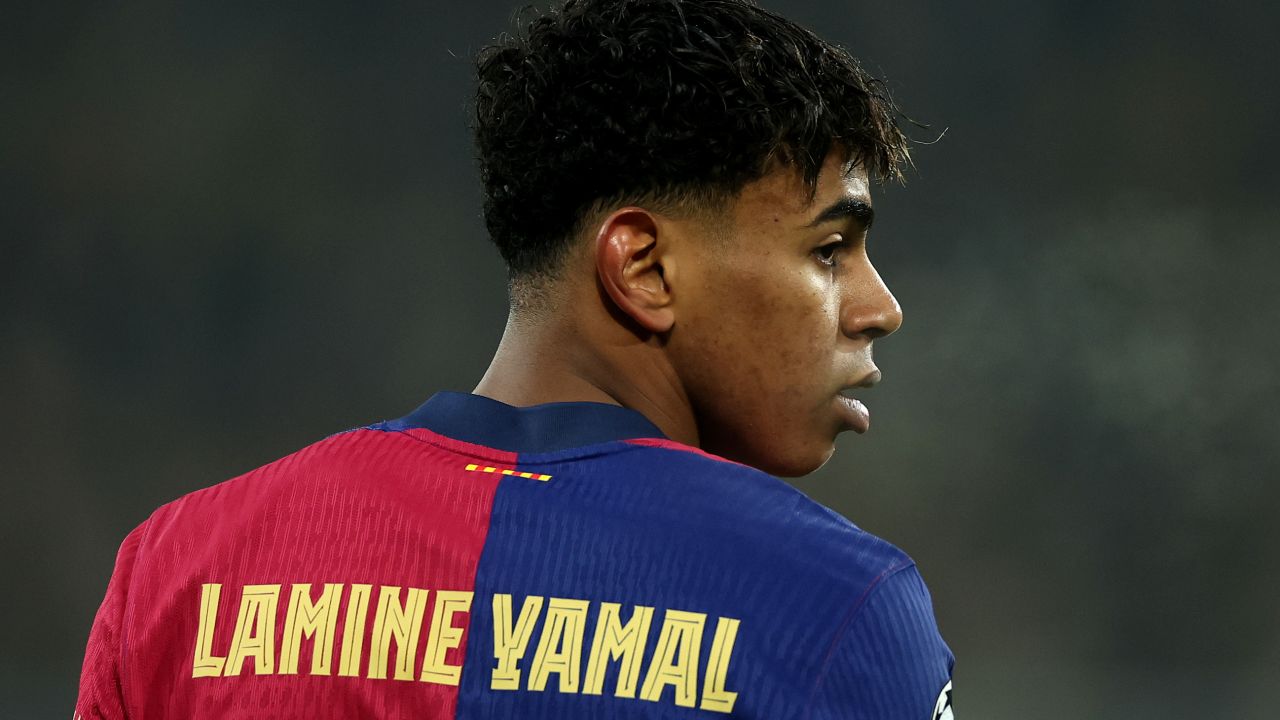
932;680;953;720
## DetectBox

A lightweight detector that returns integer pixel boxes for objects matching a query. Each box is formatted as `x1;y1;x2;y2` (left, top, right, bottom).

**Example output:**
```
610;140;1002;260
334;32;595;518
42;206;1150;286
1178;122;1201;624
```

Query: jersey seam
378;427;514;462
119;515;155;718
377;426;662;466
360;424;773;472
800;559;917;720
440;477;506;709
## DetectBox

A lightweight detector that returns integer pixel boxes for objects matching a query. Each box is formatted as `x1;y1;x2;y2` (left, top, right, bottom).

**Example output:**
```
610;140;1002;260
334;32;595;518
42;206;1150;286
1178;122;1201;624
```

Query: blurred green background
4;0;1278;717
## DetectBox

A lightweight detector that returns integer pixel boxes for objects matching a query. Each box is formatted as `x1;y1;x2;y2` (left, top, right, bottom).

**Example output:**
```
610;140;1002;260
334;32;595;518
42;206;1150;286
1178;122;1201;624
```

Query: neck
473;310;700;447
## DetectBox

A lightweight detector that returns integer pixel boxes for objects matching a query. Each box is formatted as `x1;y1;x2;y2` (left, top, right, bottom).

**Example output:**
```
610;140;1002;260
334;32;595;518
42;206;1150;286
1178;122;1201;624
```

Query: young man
76;1;954;718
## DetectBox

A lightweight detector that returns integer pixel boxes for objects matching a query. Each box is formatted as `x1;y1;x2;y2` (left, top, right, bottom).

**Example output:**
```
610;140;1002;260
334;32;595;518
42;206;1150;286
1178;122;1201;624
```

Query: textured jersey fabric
76;392;954;719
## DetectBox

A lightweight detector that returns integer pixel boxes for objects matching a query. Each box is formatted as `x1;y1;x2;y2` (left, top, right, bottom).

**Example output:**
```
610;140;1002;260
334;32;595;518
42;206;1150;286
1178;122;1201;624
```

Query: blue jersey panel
454;442;940;719
806;565;955;719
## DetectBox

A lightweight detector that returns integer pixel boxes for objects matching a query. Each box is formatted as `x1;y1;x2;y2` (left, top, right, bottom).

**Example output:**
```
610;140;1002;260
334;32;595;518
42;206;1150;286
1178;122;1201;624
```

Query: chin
700;411;839;477
769;448;836;478
719;438;836;478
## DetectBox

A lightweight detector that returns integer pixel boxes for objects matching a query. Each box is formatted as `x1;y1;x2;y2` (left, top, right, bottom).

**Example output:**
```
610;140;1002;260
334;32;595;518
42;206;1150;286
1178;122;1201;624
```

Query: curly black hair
474;0;911;284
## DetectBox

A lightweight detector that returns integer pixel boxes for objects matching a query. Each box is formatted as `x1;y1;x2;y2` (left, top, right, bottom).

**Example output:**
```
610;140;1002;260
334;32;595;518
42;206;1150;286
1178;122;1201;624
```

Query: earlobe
594;208;676;334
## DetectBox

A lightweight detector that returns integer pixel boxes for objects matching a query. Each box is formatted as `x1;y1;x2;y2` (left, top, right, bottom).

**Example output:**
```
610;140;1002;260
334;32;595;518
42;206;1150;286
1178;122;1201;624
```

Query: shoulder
581;439;949;715
138;422;435;539
598;438;917;593
805;563;954;719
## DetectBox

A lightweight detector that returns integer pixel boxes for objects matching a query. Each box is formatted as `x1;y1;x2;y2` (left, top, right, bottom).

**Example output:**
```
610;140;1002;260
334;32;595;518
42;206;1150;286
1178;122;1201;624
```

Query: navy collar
385;391;667;454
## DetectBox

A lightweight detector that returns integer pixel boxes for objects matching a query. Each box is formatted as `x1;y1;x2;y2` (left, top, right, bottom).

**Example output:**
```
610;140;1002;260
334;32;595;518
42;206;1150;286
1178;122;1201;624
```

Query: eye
813;236;845;267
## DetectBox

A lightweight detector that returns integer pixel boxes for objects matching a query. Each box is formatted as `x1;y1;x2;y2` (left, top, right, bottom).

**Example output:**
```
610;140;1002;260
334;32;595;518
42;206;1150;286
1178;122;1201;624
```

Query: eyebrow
805;196;875;230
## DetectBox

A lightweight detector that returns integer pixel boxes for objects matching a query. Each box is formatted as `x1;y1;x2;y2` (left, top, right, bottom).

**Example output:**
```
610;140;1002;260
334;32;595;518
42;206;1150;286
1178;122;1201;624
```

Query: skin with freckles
475;149;903;477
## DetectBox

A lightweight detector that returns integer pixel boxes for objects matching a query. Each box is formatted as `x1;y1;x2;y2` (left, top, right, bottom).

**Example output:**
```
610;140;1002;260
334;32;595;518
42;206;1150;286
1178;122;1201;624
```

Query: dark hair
474;0;911;282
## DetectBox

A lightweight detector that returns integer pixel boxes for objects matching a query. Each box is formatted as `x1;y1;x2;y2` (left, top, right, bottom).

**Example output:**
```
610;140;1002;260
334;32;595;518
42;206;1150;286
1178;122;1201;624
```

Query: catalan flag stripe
464;463;550;481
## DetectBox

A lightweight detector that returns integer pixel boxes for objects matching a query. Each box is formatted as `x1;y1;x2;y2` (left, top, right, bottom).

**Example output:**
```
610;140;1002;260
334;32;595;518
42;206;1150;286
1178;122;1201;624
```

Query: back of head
473;0;910;302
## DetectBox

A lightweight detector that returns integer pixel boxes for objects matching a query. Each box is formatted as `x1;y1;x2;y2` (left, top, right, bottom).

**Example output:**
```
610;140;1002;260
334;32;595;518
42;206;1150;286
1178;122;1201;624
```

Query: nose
841;261;903;340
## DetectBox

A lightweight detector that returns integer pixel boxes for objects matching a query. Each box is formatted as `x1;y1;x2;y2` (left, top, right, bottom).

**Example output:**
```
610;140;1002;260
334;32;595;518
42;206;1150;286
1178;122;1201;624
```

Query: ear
594;207;675;333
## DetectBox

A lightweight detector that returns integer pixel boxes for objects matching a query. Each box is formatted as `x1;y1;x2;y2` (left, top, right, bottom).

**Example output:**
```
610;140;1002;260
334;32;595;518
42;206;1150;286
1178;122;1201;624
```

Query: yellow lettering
223;584;281;676
278;583;342;675
699;617;740;713
192;583;226;678
491;593;544;690
420;590;473;685
188;581;731;706
368;585;430;680
639;609;705;707
583;603;654;698
527;597;591;693
337;584;373;677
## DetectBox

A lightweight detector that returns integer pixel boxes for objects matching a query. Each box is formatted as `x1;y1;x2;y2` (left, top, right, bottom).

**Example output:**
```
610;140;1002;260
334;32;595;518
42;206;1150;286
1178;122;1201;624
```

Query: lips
837;393;871;433
836;368;880;434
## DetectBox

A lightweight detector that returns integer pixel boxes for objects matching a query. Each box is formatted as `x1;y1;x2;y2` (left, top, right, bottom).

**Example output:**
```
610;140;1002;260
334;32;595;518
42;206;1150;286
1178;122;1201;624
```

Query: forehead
733;154;870;224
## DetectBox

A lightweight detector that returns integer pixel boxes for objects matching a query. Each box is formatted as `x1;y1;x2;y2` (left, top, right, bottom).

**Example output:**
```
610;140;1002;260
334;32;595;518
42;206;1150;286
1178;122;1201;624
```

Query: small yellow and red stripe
464;463;551;481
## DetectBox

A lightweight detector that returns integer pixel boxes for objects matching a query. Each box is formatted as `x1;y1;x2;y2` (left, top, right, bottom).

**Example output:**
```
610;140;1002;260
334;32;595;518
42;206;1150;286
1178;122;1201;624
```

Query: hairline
505;148;874;313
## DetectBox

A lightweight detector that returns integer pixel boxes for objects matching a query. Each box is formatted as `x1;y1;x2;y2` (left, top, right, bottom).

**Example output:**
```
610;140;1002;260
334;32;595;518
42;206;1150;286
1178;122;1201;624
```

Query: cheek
671;259;846;474
679;261;840;401
735;268;838;367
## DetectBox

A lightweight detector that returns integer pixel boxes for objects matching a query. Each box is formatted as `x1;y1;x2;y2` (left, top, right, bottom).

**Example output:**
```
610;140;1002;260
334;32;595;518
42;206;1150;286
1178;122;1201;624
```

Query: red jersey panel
77;425;507;718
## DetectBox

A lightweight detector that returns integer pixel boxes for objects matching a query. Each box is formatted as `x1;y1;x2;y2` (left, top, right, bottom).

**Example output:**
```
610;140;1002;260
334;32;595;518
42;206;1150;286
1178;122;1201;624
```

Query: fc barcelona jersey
76;392;954;719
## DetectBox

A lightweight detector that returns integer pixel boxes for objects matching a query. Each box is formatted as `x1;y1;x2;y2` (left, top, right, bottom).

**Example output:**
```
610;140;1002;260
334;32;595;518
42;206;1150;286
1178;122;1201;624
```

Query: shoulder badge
932;680;953;720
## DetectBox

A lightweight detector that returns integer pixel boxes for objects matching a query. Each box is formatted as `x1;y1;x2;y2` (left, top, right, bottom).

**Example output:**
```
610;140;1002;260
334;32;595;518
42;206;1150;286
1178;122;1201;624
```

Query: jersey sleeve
805;563;955;720
75;520;148;720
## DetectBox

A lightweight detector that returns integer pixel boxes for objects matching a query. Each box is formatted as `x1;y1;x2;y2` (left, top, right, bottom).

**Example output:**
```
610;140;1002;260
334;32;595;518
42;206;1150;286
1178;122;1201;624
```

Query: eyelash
814;236;848;267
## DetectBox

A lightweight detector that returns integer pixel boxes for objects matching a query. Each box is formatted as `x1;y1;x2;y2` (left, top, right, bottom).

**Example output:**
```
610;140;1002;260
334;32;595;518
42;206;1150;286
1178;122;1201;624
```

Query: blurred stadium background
3;0;1278;717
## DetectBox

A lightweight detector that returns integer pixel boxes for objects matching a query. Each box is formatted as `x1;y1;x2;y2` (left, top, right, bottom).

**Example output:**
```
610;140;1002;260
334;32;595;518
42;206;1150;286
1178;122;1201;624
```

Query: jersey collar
386;391;667;454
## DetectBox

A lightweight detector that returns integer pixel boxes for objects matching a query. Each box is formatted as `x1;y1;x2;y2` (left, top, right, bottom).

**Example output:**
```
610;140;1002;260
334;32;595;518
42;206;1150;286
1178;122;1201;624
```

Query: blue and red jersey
76;392;954;719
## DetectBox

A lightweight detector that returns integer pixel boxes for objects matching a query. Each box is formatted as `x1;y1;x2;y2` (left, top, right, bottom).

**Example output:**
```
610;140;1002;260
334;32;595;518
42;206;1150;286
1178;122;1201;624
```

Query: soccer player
75;0;954;718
